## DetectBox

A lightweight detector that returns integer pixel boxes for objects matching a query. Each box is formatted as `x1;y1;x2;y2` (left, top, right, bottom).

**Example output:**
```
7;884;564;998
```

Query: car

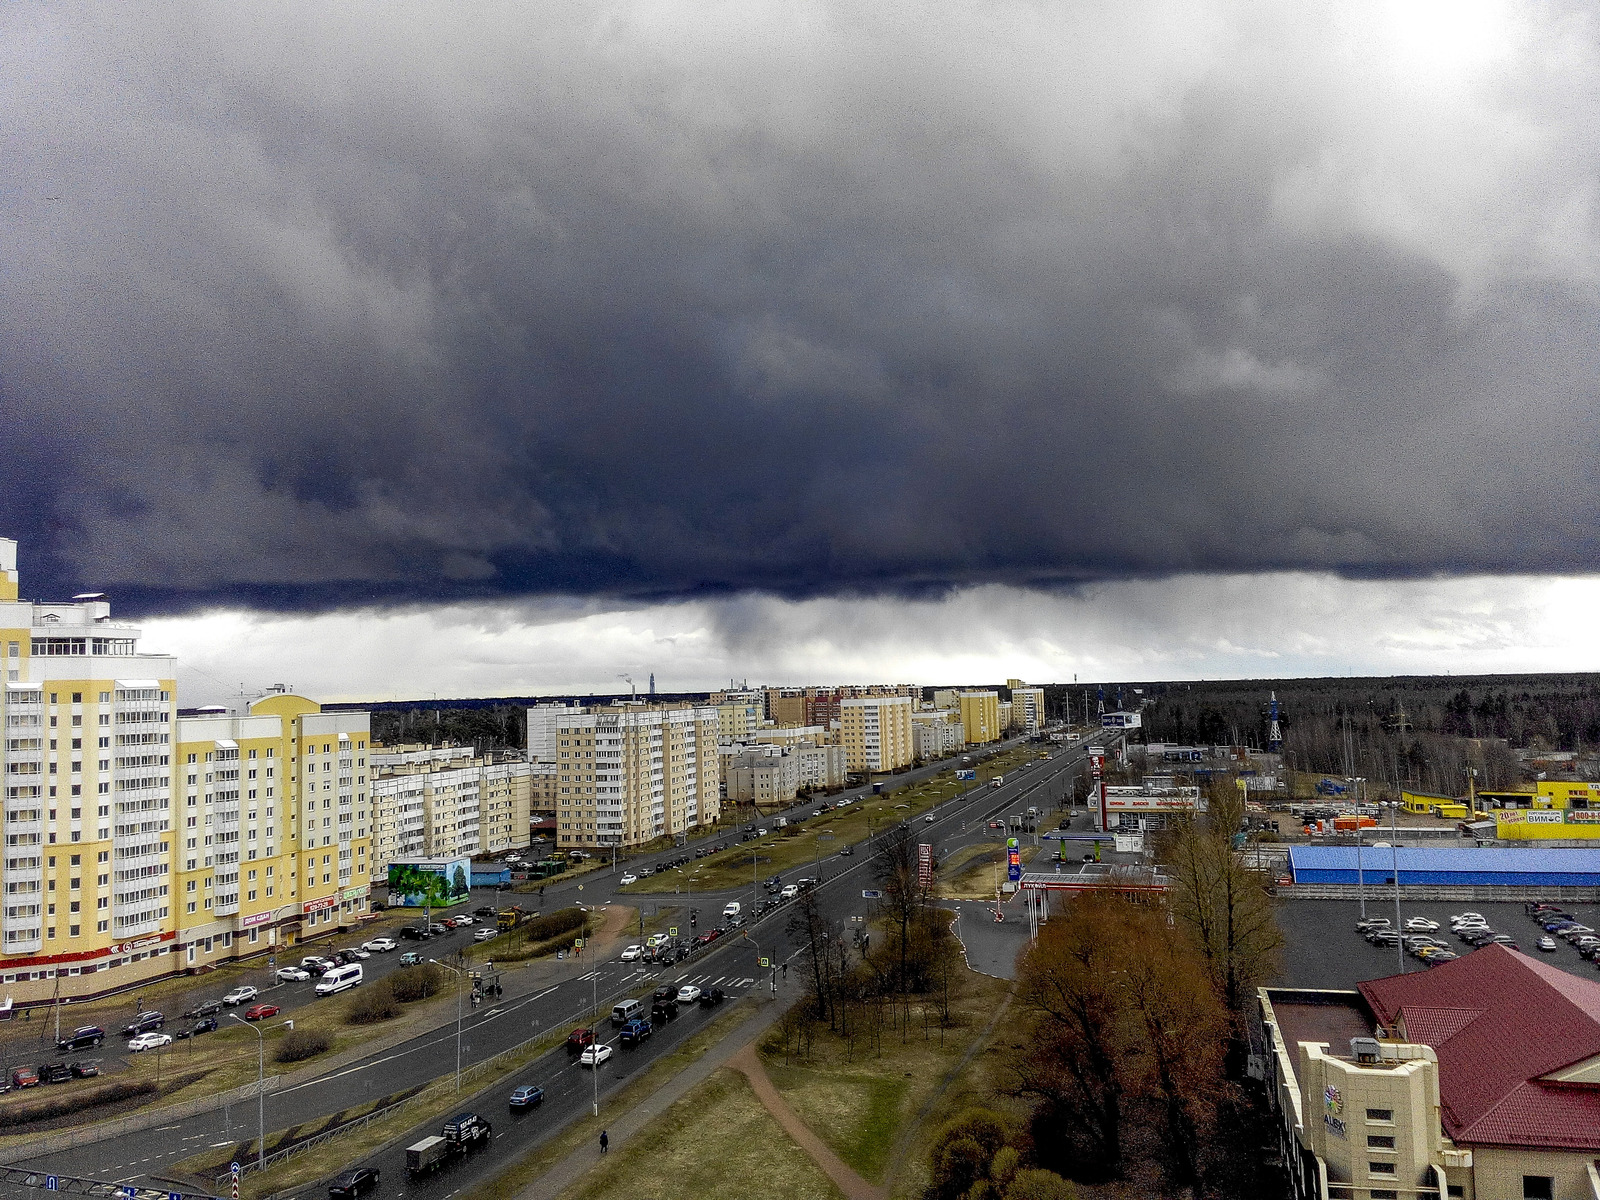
183;999;224;1018
327;1166;381;1198
677;985;702;1004
399;951;423;966
127;1032;172;1052
301;955;335;973
474;928;498;943
653;985;678;1003
1355;917;1390;931
454;916;476;926
1539;935;1559;951
509;1084;545;1110
176;1018;219;1039
924;813;937;823
620;945;643;962
619;1018;653;1045
429;923;448;935
780;884;799;900
651;997;679;1022
754;828;767;837
619;873;638;886
222;986;259;1007
698;987;725;1006
276;966;311;982
1402;918;1439;932
1452;912;1485;924
646;933;670;948
243;1003;280;1021
474;905;498;917
566;1027;595;1054
56;1025;105;1052
123;1012;165;1036
37;1062;72;1084
839;844;854;856
11;1067;39;1088
341;945;373;958
398;925;427;940
797;877;818;890
1424;951;1458;966
70;1060;101;1078
579;1043;614;1067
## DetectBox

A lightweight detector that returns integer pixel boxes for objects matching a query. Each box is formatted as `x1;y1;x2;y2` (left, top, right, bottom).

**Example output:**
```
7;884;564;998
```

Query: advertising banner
918;843;934;888
1007;838;1022;882
386;856;472;907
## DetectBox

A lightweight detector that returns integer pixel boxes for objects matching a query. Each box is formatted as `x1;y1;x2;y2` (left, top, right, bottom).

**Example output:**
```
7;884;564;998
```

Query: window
1523;1178;1554;1200
1368;1162;1396;1176
1371;1192;1397;1200
1365;1108;1393;1123
1367;1136;1395;1149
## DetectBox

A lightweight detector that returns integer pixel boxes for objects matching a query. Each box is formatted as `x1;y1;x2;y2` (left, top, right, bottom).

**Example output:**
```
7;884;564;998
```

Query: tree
874;823;925;992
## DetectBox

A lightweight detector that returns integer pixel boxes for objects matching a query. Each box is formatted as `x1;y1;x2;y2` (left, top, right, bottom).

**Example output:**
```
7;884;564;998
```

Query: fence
0;1076;279;1166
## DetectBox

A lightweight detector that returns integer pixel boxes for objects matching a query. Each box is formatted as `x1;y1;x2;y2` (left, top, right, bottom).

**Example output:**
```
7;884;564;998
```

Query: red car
243;1003;279;1021
565;1027;595;1054
11;1066;39;1089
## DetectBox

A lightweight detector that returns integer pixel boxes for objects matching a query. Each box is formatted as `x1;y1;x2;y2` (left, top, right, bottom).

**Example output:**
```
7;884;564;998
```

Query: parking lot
1275;898;1600;989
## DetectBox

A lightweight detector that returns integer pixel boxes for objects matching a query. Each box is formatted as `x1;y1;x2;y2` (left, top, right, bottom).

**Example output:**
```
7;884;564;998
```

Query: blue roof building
1287;845;1600;888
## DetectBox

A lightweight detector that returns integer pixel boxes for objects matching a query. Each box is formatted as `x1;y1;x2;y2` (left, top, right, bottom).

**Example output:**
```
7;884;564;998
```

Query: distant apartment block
369;744;531;873
960;691;1001;746
1009;685;1046;734
840;695;915;773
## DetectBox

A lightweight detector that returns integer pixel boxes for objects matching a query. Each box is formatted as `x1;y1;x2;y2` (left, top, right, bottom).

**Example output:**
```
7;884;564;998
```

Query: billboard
956;769;977;781
386;856;472;908
918;843;934;888
1007;837;1022;882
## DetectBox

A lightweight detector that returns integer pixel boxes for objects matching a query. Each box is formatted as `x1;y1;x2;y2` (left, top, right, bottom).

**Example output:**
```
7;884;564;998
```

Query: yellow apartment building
839;695;914;773
960;691;1001;747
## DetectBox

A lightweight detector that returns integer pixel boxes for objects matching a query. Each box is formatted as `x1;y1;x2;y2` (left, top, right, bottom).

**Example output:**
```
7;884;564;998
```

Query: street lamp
1386;802;1403;974
429;959;465;1092
229;1013;270;1176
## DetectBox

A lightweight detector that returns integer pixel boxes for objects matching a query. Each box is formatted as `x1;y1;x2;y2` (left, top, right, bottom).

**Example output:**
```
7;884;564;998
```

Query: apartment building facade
550;702;720;850
1009;686;1047;735
839;695;915;773
368;744;532;873
960;691;1002;746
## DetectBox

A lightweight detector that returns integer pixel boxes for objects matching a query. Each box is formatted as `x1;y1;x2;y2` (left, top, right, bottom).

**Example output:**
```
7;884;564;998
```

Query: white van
315;963;363;995
990;776;1005;789
611;998;643;1026
722;901;742;920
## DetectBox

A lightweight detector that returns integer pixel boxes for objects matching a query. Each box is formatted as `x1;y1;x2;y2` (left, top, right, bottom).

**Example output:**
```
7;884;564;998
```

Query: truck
497;906;527;931
990;776;1005;789
406;1113;494;1176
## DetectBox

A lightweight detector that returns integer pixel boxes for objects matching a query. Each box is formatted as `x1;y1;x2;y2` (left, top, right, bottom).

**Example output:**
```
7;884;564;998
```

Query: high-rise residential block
368;744;531;870
960;691;1002;746
1010;685;1046;734
839;695;915;773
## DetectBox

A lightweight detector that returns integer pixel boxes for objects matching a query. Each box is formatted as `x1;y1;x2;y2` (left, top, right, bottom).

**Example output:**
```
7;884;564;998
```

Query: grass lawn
558;1068;844;1200
633;746;1048;895
937;842;1041;899
759;959;1013;1190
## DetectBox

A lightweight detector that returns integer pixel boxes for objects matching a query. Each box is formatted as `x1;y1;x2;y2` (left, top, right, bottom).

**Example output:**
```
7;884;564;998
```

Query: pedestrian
600;1130;609;1154
781;961;788;980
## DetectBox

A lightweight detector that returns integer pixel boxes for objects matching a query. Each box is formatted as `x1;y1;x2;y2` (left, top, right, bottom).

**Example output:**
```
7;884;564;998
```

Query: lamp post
1387;802;1403;974
1356;824;1365;919
430;959;465;1092
229;1013;267;1176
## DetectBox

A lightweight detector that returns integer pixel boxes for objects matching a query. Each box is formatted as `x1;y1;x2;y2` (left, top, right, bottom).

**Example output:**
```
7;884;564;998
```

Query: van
722;901;741;920
776;817;788;828
990;776;1005;788
611;998;643;1026
315;963;363;996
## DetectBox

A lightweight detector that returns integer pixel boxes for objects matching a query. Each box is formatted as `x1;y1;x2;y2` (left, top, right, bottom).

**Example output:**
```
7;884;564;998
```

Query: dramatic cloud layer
147;573;1600;706
5;2;1600;611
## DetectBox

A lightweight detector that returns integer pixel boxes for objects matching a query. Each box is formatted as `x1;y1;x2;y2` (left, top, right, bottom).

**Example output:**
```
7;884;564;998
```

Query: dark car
37;1062;72;1084
650;1002;677;1024
399;925;427;940
698;987;725;1007
619;1018;652;1045
839;844;854;856
509;1083;545;1110
56;1025;105;1052
176;1017;219;1039
327;1166;380;1198
122;1011;165;1036
475;905;497;917
70;1060;101;1078
652;985;677;1003
565;1027;595;1054
183;999;223;1019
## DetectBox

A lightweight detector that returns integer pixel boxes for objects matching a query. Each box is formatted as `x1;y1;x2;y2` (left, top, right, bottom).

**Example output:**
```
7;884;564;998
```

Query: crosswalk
673;972;759;988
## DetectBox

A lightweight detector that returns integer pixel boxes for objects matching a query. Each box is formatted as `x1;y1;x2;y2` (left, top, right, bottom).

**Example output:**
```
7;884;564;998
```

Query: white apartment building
724;748;802;806
368;744;531;874
793;743;848;791
1010;686;1047;735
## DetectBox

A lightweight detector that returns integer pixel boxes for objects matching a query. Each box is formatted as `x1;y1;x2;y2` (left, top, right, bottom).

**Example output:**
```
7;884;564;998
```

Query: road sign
956;770;976;781
669;927;678;937
44;1177;57;1191
861;889;883;899
123;1189;138;1199
170;1193;183;1200
759;957;770;967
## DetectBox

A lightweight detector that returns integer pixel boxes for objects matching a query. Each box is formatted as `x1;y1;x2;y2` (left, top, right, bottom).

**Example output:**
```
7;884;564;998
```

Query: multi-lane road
13;734;1106;1200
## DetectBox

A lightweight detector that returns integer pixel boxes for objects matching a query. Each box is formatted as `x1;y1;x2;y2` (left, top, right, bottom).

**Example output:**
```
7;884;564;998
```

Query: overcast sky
7;2;1600;700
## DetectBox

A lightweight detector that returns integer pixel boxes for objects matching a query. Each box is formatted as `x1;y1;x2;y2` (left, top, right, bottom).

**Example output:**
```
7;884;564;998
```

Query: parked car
509;1083;545;1110
56;1025;105;1052
473;928;497;943
127;1032;172;1052
243;1003;280;1021
327;1167;380;1198
37;1062;72;1084
11;1067;39;1088
1539;936;1559;951
222;986;259;1007
276;966;311;982
399;926;428;940
579;1044;614;1067
428;923;448;935
184;999;224;1018
399;951;423;966
454;916;476;927
653;985;678;1003
70;1060;101;1078
176;1018;218;1039
341;945;373;958
123;1012;165;1036
650;1001;678;1024
474;905;498;917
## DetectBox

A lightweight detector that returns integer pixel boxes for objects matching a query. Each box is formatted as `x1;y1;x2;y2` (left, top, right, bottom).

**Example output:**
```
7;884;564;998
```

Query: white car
579;1043;614;1067
222;986;259;1006
128;1032;172;1052
1402;918;1439;932
1539;936;1558;951
362;937;397;953
620;945;644;961
923;813;937;823
1452;912;1485;925
780;884;799;900
646;933;669;948
473;928;498;942
677;985;701;1004
620;874;638;886
275;966;310;982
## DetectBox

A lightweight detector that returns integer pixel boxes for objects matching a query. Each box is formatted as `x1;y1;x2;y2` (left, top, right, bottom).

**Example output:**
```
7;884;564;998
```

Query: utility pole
429;960;465;1091
229;1014;267;1175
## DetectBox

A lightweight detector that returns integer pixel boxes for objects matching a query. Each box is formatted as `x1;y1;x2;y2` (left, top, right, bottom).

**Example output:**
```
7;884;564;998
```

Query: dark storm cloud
5;1;1600;612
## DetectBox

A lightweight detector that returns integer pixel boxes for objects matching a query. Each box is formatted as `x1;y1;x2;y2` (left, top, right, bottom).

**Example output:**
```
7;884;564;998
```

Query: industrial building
1287;845;1600;888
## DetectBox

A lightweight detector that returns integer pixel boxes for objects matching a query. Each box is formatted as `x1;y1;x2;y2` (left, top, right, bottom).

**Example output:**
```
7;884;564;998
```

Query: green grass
764;1063;906;1182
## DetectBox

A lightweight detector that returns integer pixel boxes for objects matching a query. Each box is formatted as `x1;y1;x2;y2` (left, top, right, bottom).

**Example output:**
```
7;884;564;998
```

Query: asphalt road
1275;897;1600;989
12;734;1106;1199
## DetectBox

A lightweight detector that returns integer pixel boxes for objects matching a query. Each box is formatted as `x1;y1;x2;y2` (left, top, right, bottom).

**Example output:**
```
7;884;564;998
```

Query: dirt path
729;1043;887;1200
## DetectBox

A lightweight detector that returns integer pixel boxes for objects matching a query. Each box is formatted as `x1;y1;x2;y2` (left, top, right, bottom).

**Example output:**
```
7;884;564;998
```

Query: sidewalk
513;985;796;1200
